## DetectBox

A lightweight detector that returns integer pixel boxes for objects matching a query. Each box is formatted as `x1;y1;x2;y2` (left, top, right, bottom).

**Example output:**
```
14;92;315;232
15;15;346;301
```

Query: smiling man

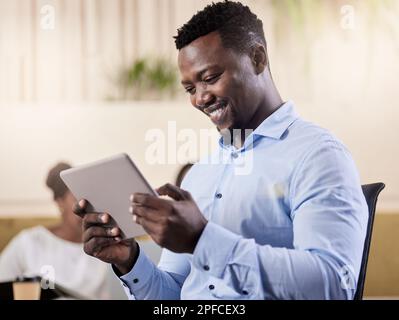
75;1;368;299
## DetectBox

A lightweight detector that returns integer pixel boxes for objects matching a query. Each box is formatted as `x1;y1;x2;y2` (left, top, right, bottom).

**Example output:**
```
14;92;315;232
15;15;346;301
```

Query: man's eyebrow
181;65;219;85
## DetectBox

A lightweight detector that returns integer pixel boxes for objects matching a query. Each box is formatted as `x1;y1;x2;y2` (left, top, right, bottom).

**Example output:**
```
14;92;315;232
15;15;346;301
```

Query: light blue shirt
118;101;368;300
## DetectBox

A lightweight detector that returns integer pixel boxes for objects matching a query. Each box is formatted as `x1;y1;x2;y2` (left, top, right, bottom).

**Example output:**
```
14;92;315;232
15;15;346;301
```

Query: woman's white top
0;225;111;299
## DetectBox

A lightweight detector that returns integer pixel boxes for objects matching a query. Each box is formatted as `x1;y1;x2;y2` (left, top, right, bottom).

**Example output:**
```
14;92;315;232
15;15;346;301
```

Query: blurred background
0;0;398;298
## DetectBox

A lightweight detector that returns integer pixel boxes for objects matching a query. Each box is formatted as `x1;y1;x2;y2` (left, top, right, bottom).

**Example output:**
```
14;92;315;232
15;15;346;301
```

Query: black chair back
354;183;385;300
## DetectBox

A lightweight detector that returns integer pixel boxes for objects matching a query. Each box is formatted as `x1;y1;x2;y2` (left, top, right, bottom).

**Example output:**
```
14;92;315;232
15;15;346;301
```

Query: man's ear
250;43;268;74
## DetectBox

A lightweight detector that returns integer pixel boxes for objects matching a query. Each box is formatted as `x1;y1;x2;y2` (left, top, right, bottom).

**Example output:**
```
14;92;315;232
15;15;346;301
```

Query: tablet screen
60;153;157;238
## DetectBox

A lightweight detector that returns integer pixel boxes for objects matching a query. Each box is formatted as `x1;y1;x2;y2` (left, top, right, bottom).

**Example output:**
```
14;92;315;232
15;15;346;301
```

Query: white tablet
60;153;157;238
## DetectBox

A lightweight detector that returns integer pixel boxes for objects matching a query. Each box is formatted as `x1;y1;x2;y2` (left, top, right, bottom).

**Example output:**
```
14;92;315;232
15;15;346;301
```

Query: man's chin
216;125;228;134
215;120;234;132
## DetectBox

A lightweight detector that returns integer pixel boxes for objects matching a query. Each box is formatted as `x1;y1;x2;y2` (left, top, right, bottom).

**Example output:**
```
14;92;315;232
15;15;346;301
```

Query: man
75;1;368;299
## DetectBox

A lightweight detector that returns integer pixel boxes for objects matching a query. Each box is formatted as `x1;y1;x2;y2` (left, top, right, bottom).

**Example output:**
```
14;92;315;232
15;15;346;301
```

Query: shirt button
209;284;215;290
231;152;239;159
133;278;139;284
215;193;222;199
242;290;248;295
203;265;210;271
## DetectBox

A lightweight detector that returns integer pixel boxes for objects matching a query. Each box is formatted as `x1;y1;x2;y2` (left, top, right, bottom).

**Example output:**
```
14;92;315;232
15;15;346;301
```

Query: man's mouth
204;102;229;124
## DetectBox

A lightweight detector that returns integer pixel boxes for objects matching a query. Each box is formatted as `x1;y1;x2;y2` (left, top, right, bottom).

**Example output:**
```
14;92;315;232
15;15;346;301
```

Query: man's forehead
178;32;228;71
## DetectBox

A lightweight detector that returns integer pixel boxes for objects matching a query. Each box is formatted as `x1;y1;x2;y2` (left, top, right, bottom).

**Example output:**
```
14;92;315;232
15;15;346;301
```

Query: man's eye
185;87;195;95
204;74;221;84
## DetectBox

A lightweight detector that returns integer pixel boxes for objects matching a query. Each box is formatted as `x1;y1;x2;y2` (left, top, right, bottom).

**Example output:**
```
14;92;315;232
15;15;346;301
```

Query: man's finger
82;212;110;229
84;236;120;257
134;214;159;235
73;199;87;217
156;183;190;201
132;193;171;210
83;225;121;243
132;205;162;223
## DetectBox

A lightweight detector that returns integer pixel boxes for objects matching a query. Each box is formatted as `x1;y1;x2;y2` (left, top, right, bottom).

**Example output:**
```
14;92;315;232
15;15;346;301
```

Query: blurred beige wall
0;103;215;215
0;0;398;215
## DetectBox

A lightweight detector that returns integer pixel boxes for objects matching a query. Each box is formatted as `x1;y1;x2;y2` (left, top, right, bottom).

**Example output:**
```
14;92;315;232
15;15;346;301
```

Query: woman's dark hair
175;163;194;188
46;162;72;200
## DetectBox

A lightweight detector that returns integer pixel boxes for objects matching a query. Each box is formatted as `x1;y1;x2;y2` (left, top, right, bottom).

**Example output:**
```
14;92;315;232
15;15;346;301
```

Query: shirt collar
218;100;299;151
251;100;299;140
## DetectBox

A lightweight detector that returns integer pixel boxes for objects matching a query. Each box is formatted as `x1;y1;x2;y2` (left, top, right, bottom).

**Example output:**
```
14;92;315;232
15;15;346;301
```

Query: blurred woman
0;162;111;299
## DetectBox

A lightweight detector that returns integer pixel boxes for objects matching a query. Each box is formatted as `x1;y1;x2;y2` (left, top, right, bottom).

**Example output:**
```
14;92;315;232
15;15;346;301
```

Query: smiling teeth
210;107;224;117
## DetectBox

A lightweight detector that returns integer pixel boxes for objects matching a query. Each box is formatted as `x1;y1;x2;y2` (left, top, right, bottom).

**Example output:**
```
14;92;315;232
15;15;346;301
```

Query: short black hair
46;162;71;200
174;0;266;53
175;163;194;187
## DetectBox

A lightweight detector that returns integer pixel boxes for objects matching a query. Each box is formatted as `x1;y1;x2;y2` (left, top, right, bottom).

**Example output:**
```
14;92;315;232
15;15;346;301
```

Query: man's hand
131;183;207;254
73;199;138;275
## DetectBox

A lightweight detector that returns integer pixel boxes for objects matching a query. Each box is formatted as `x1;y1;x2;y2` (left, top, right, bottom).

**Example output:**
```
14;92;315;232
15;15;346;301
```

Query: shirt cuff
192;221;241;278
112;247;156;296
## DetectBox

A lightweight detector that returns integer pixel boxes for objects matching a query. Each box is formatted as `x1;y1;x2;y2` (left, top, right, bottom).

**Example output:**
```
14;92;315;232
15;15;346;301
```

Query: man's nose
195;87;213;108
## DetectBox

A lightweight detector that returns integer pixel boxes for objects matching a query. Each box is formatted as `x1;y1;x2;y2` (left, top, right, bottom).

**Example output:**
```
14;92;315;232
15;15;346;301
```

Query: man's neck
249;74;283;128
231;97;283;149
